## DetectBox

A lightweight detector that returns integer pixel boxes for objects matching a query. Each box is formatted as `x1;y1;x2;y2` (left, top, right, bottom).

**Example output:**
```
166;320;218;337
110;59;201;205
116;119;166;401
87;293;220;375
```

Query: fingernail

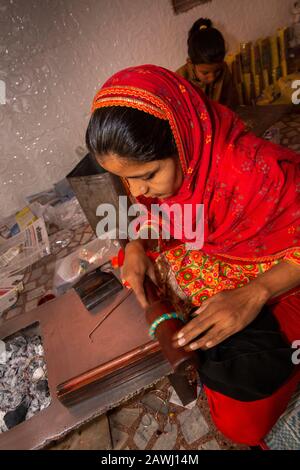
189;343;198;350
178;338;186;346
177;331;184;339
206;341;213;348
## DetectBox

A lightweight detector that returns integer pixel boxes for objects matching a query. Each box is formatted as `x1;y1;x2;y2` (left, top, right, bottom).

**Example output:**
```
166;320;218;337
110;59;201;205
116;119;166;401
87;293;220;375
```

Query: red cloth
204;293;300;446
92;64;300;261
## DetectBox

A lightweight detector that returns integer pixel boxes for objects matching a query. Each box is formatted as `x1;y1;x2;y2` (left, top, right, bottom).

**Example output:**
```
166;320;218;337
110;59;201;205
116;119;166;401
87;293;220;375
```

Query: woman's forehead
98;153;159;177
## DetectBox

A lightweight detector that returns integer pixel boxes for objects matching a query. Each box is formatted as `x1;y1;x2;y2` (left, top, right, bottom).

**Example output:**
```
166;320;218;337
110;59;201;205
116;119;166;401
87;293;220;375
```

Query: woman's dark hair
188;18;225;65
86;106;178;162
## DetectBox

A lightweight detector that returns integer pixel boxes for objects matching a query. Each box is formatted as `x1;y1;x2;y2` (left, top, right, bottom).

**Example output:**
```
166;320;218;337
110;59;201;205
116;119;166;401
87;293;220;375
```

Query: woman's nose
129;180;148;197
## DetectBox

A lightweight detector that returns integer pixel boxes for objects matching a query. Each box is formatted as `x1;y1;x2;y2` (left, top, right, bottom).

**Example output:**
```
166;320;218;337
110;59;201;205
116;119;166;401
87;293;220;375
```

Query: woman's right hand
121;240;157;309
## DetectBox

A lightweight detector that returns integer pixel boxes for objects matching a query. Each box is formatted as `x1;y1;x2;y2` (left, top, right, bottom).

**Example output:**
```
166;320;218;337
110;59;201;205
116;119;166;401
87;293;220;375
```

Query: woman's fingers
146;262;158;286
126;273;148;308
173;316;215;347
121;265;148;307
121;243;155;309
133;286;149;309
193;299;211;315
184;326;226;350
196;329;230;349
172;308;216;347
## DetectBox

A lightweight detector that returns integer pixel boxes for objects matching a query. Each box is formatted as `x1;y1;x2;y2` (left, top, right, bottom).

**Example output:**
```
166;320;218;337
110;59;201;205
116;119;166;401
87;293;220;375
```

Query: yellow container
270;35;280;69
277;27;289;77
251;43;263;97
258;38;273;88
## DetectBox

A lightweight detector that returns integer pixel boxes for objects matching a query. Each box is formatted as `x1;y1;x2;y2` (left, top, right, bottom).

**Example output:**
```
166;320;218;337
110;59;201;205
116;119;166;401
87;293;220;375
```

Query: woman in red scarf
86;65;300;447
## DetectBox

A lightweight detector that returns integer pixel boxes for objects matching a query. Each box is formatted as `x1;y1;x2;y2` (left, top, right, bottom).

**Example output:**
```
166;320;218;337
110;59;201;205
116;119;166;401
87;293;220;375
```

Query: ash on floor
0;333;51;433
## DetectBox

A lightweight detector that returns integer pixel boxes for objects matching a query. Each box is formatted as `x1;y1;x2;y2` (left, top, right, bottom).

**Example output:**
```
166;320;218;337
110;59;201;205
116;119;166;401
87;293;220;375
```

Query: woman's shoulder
176;62;204;90
176;62;190;79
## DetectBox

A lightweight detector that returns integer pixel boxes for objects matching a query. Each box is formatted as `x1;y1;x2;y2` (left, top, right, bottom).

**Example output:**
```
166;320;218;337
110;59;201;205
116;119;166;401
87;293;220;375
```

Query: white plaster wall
0;0;294;216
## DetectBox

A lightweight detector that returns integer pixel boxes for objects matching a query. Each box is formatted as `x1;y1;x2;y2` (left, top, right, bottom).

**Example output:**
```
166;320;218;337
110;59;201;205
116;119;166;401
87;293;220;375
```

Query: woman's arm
173;260;300;351
251;259;300;299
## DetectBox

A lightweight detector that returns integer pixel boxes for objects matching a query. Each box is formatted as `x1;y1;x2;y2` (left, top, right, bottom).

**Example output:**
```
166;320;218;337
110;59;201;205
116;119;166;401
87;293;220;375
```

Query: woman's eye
144;172;156;181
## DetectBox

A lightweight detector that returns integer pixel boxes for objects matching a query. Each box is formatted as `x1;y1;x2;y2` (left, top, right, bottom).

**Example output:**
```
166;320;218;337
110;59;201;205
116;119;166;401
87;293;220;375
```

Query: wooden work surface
0;289;171;450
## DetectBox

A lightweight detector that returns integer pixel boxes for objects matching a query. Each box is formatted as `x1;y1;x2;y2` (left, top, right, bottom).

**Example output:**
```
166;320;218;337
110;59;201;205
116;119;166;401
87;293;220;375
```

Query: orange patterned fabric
162;246;300;306
284;250;300;265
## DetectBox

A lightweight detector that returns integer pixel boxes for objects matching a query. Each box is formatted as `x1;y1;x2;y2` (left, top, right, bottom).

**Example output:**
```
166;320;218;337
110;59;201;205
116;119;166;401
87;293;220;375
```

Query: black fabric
198;306;295;401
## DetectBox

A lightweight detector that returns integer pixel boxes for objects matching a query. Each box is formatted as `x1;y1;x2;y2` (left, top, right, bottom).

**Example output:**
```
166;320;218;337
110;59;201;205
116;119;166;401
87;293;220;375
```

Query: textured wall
0;0;294;216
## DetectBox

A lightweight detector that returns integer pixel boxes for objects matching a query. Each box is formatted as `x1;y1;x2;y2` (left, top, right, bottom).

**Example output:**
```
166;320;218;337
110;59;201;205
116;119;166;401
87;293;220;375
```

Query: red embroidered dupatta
92;65;300;262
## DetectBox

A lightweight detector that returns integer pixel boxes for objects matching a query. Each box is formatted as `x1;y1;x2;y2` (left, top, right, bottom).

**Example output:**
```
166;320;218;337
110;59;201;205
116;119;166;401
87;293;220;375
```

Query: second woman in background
176;18;238;109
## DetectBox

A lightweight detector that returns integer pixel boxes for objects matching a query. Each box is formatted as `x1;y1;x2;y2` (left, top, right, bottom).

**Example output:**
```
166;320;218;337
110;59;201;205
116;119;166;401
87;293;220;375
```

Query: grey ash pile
0;334;51;433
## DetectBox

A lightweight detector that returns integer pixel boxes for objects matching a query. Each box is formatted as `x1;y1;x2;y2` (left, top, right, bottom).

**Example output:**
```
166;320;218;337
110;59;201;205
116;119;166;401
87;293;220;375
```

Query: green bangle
149;312;185;339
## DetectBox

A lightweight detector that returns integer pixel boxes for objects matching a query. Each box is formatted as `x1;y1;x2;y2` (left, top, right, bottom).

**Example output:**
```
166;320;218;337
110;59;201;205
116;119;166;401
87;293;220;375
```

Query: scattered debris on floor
0;333;51;433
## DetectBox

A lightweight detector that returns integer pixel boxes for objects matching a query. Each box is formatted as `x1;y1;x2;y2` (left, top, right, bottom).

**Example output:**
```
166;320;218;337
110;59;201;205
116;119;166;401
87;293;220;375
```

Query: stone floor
107;378;248;451
275;110;300;153
1;109;299;450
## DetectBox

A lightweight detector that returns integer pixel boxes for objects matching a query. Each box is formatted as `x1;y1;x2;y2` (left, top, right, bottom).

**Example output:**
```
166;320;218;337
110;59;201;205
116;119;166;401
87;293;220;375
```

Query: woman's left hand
172;282;270;351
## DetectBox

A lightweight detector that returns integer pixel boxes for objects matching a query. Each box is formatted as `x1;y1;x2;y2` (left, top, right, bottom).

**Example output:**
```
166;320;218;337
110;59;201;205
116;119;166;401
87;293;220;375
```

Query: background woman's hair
86;107;178;162
188;17;225;64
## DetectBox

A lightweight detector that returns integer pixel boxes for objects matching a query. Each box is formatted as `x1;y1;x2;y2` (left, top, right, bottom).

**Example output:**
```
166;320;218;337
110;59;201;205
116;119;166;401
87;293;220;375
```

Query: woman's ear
187;57;192;64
